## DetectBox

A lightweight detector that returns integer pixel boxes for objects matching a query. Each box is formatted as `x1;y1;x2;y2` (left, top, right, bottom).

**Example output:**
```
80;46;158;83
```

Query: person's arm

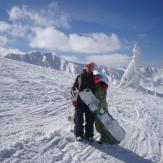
71;75;79;96
71;75;80;108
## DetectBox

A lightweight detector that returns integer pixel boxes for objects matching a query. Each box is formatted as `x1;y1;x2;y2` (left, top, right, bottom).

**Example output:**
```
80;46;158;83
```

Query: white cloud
8;6;24;21
8;4;70;29
60;53;130;68
0;36;8;46
0;21;30;38
0;21;11;31
85;54;130;68
30;27;70;51
30;28;123;53
11;23;30;37
69;33;122;53
0;47;24;57
8;6;48;27
2;3;126;55
2;4;70;42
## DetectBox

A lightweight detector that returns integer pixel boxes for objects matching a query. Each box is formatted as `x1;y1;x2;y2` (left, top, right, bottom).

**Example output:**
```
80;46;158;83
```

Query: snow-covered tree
119;44;140;88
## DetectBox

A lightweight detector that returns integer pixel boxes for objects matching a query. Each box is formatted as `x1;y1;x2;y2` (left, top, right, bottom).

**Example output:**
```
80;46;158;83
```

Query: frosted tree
119;44;140;88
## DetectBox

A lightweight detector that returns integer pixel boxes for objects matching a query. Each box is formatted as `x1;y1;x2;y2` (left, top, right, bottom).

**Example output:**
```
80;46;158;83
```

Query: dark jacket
71;69;95;107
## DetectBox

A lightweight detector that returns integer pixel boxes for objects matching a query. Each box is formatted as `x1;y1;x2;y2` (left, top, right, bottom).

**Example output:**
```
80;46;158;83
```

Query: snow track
0;58;162;163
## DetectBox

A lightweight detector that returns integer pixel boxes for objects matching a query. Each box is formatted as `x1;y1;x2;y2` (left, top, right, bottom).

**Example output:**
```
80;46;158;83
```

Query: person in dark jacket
71;63;95;141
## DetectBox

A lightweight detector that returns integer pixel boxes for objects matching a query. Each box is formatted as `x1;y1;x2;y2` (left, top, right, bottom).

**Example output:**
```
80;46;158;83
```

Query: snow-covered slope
0;57;163;163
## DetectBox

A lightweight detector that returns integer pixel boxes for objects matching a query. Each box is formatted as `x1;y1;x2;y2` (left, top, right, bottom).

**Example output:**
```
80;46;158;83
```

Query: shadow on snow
87;141;153;163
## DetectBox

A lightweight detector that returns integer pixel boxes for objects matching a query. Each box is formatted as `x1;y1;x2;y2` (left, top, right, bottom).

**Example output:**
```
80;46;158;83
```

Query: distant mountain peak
4;51;163;94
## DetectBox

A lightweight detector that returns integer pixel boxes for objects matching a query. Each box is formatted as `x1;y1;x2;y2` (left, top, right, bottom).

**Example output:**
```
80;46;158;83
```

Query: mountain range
4;51;163;94
5;51;124;83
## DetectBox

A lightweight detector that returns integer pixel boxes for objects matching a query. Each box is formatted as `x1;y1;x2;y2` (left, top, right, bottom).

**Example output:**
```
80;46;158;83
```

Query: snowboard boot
76;136;82;141
84;136;94;142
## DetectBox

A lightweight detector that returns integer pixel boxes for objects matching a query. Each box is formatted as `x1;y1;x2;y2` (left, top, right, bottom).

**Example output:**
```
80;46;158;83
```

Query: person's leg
84;109;94;138
74;108;84;138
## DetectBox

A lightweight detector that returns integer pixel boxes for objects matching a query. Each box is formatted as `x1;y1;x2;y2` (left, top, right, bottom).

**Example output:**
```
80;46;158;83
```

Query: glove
72;101;77;108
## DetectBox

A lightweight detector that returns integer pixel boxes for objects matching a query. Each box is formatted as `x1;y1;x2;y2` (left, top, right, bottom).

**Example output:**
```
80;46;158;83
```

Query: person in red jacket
71;63;95;141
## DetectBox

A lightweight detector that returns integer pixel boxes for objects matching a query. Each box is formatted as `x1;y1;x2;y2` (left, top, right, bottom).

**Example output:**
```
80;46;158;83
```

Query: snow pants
74;105;94;138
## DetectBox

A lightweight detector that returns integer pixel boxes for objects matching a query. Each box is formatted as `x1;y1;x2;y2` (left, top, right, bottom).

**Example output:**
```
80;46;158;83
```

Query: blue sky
0;0;162;67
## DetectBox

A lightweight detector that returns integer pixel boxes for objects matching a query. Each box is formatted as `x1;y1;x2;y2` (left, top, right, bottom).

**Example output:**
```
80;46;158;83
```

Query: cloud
0;36;8;46
10;23;30;37
0;21;11;31
0;21;30;38
30;27;123;53
1;3;71;38
30;27;70;51
85;54;130;68
69;33;122;53
0;47;24;57
8;3;70;29
2;3;126;55
61;53;130;68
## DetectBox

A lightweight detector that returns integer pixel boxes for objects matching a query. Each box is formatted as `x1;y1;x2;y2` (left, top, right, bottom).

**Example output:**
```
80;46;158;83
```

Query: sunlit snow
0;57;163;163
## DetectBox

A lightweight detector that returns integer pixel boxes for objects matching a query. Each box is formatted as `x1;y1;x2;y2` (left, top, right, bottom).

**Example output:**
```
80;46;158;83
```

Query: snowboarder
93;72;120;144
71;63;95;141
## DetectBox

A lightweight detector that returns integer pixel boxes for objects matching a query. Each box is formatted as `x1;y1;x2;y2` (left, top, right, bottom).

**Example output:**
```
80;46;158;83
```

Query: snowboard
79;88;125;143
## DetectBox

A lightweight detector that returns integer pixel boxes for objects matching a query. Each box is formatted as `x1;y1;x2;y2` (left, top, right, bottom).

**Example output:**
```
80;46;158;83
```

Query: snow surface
0;57;163;163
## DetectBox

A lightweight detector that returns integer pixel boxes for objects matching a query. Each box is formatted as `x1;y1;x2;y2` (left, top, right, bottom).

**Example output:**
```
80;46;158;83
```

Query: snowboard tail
79;88;125;143
95;116;120;144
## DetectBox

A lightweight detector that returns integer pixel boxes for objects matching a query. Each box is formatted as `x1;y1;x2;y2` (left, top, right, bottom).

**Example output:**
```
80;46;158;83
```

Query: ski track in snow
0;57;163;163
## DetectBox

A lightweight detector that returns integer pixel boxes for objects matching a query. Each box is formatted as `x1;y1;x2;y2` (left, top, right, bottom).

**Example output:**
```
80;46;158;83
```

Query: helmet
85;63;95;72
86;62;95;68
